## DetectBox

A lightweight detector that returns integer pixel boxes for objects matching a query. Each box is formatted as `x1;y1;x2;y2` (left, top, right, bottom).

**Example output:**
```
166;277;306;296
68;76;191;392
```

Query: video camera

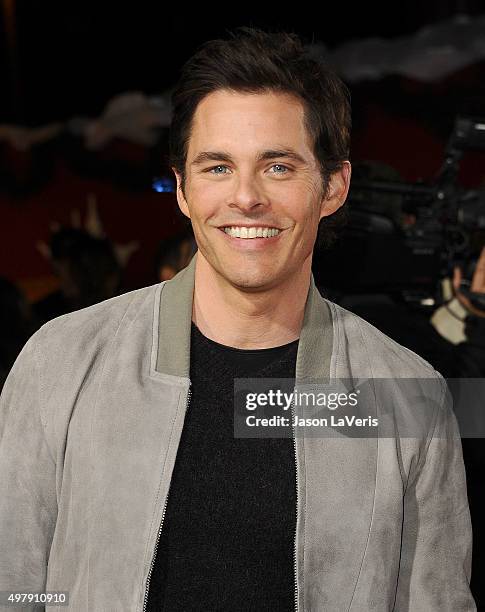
313;116;485;310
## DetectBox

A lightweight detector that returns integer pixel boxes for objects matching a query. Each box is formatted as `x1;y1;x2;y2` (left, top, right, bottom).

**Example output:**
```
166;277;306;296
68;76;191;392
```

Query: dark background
1;1;485;297
2;1;483;124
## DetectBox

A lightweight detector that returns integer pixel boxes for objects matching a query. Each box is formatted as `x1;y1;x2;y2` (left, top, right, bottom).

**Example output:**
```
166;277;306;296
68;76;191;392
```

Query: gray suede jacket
0;252;476;611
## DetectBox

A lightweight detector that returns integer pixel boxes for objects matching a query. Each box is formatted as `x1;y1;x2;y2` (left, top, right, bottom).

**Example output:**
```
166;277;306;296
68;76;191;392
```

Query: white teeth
223;226;280;239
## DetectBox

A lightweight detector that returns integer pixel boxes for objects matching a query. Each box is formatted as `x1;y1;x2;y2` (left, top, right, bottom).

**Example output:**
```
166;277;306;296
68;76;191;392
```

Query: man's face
173;89;350;291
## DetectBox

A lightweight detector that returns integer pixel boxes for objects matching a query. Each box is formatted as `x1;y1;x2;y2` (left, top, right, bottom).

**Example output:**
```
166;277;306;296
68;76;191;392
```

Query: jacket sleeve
394;377;476;611
0;330;58;610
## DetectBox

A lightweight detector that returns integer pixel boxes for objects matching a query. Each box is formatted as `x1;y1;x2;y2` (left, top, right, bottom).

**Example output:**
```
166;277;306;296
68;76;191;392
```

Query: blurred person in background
33;227;122;325
0;278;36;392
154;225;197;282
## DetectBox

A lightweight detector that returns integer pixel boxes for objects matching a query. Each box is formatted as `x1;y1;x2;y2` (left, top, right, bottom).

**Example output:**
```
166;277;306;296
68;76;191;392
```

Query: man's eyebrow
190;148;307;166
258;149;307;164
191;151;234;166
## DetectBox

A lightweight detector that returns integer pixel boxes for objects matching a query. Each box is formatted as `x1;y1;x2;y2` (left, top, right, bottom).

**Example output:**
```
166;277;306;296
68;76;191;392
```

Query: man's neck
191;256;310;349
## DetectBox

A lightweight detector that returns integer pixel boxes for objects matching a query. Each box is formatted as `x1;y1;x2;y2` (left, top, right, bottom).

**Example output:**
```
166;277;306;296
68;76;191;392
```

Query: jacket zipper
291;386;300;612
142;384;192;612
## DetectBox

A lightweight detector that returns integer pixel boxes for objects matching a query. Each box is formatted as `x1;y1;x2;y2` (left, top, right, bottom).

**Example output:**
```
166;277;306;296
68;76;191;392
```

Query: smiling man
0;28;475;612
176;87;348;349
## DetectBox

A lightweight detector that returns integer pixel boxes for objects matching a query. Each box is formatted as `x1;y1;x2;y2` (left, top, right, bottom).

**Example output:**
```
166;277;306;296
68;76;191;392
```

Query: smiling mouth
219;226;281;239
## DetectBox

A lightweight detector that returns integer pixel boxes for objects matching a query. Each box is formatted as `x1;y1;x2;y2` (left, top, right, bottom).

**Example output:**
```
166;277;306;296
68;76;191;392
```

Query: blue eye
209;165;229;174
271;164;289;174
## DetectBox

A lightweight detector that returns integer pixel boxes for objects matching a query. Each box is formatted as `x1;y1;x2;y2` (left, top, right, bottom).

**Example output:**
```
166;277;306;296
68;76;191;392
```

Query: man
154;225;197;282
0;28;475;611
33;228;122;326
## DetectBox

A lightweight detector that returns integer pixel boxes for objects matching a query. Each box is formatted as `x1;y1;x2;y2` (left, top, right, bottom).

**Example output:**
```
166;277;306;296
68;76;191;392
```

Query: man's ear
172;168;191;219
319;161;351;220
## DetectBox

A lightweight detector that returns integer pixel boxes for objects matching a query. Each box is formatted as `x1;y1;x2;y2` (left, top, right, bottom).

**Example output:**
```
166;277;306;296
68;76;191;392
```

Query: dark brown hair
169;26;351;248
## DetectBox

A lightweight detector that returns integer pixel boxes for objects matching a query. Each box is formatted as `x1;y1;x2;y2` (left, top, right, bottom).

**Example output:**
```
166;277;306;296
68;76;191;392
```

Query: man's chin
222;271;280;292
199;250;282;290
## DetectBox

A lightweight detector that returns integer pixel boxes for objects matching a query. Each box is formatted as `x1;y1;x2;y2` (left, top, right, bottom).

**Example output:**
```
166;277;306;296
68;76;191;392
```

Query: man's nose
227;172;269;211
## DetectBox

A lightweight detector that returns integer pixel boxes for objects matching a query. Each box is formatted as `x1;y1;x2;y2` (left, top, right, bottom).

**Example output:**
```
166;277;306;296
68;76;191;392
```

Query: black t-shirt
146;321;299;611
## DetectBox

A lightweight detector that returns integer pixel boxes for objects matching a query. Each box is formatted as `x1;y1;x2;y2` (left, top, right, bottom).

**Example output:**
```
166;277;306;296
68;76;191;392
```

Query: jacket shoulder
36;283;161;348
25;283;162;389
326;299;440;379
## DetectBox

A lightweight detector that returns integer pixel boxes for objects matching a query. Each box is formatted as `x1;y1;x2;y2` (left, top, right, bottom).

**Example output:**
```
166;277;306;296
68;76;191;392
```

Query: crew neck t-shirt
146;321;299;611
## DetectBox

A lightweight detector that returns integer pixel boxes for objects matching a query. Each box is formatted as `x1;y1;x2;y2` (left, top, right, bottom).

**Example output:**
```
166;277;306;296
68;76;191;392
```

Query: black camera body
313;116;485;310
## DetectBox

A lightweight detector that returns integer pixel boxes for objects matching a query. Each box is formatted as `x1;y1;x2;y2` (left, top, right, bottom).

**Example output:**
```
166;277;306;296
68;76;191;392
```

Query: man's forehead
188;90;312;159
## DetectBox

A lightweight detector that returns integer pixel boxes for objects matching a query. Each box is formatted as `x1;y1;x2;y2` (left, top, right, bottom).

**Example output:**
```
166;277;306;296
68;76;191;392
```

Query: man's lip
217;224;282;230
217;226;284;247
